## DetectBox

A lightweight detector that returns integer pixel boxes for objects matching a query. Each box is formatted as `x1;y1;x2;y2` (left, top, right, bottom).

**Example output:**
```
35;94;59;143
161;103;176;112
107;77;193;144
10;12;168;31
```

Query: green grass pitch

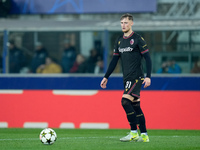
0;129;199;150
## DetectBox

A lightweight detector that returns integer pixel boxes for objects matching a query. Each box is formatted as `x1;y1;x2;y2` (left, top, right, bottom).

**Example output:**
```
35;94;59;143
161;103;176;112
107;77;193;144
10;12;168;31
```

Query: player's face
120;17;133;33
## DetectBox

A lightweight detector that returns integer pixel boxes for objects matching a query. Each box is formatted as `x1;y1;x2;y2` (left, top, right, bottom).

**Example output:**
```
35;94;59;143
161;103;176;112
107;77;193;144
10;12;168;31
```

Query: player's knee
132;102;143;115
121;97;131;107
132;101;140;107
121;98;135;115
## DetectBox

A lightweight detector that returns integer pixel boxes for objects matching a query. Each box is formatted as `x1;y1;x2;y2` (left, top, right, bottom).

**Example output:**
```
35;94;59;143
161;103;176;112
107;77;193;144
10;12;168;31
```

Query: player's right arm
100;37;120;89
100;55;119;89
100;77;108;89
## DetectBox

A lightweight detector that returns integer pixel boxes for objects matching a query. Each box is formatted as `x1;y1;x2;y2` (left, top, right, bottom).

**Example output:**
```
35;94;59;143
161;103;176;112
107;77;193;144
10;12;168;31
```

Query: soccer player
100;13;152;142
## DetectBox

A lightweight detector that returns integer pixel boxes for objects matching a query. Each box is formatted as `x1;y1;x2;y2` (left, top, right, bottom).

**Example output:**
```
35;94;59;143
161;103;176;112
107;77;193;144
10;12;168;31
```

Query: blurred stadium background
0;0;199;129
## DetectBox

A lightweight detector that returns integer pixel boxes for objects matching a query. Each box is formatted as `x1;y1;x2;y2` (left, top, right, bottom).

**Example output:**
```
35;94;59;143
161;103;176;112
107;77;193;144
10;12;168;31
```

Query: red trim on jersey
113;53;119;55
123;31;134;39
141;49;149;54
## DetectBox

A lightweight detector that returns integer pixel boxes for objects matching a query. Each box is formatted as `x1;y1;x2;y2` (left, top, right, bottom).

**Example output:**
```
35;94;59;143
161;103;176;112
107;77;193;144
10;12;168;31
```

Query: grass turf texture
0;129;199;150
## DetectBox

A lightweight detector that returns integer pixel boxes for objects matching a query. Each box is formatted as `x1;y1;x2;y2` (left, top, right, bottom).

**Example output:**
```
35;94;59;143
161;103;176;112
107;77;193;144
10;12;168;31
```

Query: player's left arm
143;52;152;88
138;36;152;88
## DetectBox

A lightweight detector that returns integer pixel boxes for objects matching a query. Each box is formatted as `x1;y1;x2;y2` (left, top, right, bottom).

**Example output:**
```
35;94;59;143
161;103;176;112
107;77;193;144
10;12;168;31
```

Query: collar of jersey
123;31;134;39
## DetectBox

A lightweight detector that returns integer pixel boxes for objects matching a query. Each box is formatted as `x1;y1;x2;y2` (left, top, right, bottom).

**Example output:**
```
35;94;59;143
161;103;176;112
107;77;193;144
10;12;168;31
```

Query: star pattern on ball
49;130;54;136
46;139;52;144
41;131;47;137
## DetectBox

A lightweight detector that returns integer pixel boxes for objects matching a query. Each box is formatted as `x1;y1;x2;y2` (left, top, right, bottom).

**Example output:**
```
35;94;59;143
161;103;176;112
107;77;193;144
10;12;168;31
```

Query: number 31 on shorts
125;81;132;89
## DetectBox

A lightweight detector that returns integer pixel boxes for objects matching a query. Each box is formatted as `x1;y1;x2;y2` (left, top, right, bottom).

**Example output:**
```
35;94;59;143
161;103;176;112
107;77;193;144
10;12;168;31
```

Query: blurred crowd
1;39;200;74
156;58;182;74
156;57;200;74
4;39;104;74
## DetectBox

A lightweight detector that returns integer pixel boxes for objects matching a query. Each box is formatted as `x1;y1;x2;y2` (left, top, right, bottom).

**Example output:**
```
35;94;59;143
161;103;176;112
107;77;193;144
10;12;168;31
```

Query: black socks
121;98;137;130
121;98;147;133
132;102;147;133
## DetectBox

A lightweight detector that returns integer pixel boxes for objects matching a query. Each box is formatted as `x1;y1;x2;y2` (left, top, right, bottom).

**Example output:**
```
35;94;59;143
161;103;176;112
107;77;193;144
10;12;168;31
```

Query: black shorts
123;77;144;100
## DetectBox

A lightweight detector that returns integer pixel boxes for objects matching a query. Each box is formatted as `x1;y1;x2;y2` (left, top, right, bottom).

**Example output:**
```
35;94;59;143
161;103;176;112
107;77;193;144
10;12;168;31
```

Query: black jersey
113;32;149;80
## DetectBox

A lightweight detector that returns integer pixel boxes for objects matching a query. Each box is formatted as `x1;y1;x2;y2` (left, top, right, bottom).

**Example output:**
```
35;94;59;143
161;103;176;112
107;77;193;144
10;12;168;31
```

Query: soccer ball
39;128;57;145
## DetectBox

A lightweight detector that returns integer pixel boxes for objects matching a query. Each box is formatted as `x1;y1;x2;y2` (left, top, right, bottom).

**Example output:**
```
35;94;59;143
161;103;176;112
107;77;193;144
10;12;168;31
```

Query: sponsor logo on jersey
118;41;121;45
130;39;134;45
118;47;133;53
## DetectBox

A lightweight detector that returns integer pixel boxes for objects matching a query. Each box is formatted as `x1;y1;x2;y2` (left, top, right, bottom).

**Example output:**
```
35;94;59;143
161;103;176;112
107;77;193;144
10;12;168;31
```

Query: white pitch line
150;136;200;138
0;136;121;141
0;135;199;141
0;138;38;141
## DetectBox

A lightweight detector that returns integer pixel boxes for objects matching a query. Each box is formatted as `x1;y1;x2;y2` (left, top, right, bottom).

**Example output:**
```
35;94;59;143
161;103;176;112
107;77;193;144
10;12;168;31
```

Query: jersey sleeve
104;55;119;79
143;52;152;78
138;36;149;55
138;36;152;78
104;37;121;79
113;37;120;56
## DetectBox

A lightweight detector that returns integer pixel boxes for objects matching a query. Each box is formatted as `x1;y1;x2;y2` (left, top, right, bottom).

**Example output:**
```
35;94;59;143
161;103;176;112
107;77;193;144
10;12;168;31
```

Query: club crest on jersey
130;39;134;45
